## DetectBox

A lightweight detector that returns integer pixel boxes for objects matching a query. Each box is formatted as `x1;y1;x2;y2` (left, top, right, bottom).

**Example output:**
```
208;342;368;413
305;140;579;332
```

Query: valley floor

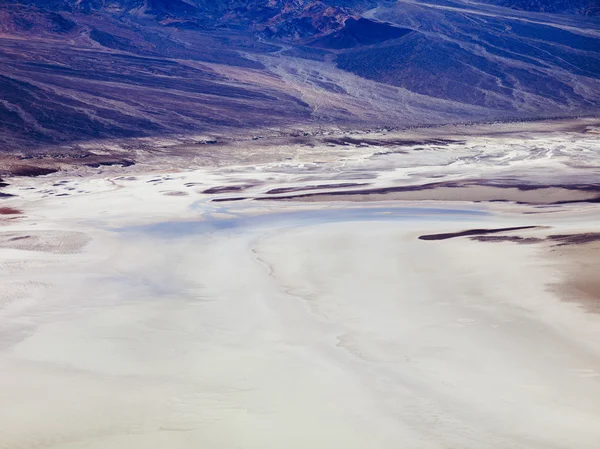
1;119;600;448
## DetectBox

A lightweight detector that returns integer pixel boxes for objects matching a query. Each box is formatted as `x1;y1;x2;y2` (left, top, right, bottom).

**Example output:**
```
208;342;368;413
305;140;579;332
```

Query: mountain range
478;0;599;15
1;0;599;150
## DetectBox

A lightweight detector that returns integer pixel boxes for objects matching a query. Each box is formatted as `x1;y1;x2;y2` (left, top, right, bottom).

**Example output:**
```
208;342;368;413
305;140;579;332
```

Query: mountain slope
477;0;600;15
0;0;598;151
336;0;600;111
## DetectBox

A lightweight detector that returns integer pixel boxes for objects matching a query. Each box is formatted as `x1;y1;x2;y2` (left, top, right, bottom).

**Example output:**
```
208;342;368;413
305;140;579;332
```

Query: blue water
121;205;489;239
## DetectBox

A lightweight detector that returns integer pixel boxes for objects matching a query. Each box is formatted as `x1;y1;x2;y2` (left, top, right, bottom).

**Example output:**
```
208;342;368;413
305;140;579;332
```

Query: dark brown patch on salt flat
203;185;254;194
85;159;134;168
266;183;369;195
1;152;138;178
548;233;600;246
0;207;22;215
252;180;600;203
550;239;600;314
470;236;544;244
322;137;461;148
256;182;445;200
419;226;538;241
10;166;58;177
482;182;600;193
0;230;90;253
462;232;600;247
211;197;248;202
551;198;600;205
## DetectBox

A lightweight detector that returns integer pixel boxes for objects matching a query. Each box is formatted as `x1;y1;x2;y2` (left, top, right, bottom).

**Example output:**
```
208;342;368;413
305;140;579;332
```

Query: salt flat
1;121;600;448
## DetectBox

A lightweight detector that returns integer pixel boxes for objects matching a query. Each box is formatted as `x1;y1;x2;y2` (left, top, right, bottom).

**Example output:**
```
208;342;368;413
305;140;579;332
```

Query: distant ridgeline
1;0;377;37
1;0;596;40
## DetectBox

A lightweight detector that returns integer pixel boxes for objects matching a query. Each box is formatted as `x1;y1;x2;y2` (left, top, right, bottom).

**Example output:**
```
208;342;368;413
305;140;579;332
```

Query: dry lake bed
1;120;600;448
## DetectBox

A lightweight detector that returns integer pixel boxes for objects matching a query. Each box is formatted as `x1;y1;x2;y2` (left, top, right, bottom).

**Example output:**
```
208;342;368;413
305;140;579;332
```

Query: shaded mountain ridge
0;0;599;151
